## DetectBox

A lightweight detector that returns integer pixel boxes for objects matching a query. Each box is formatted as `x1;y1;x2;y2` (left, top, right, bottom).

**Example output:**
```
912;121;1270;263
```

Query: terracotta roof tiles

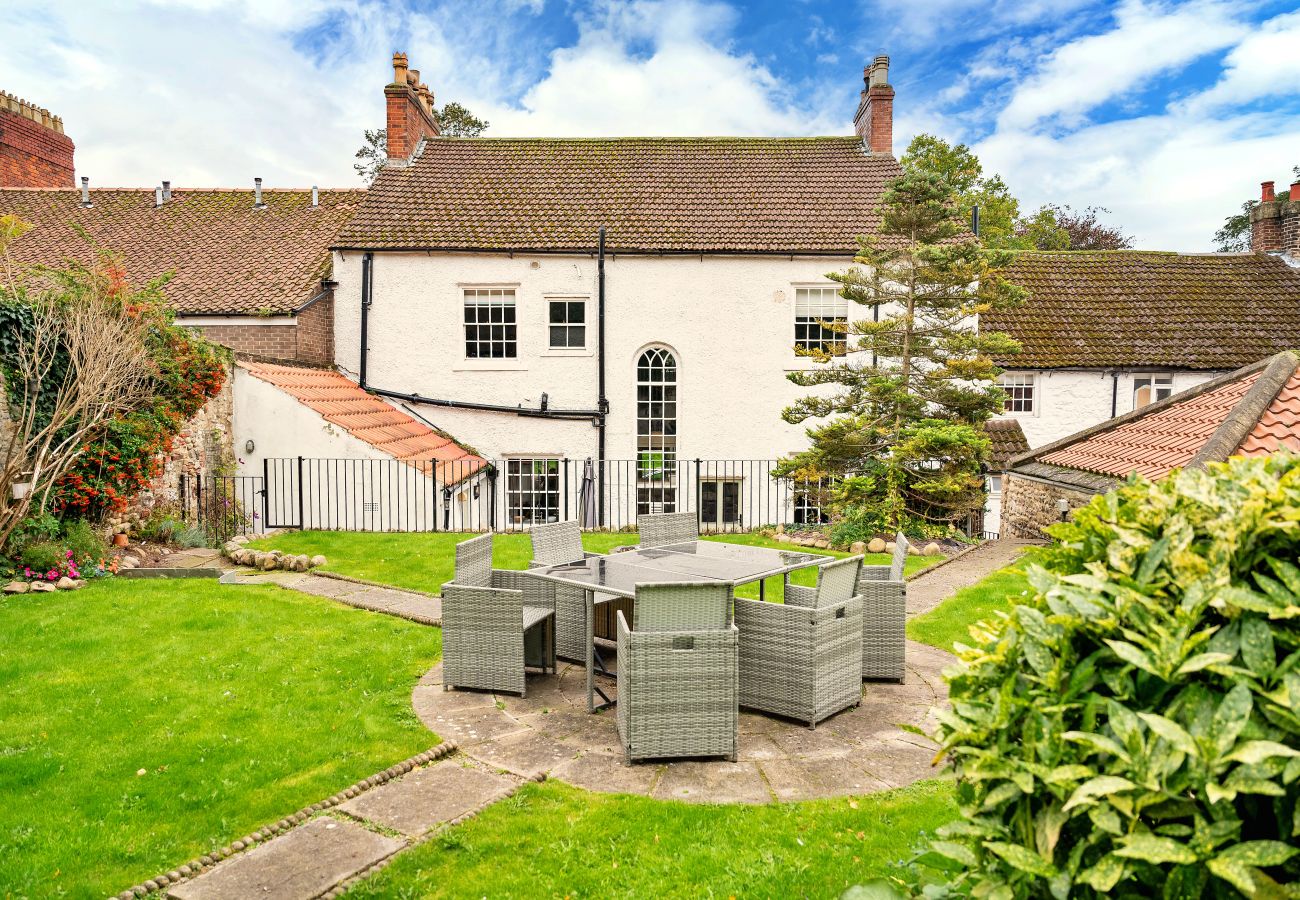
1239;370;1300;456
1;187;362;314
240;361;485;482
336;137;901;253
986;251;1300;369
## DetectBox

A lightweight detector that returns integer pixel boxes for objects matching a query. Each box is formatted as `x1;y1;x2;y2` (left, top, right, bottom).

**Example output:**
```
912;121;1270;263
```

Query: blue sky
3;0;1299;249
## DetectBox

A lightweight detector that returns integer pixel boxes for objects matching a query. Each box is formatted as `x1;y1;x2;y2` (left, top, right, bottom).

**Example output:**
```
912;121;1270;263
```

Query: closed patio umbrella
579;457;597;528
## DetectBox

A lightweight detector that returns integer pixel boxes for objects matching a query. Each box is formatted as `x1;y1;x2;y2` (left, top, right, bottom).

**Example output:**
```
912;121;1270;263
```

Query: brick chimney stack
385;52;439;163
853;55;895;156
0;90;75;187
1251;175;1300;261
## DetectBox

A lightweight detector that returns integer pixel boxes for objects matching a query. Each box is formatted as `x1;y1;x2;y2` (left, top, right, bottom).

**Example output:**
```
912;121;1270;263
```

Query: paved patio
413;638;953;804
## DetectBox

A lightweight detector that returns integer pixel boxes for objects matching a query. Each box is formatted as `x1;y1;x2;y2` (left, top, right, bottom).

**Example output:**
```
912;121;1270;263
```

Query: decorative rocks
923;542;943;556
259;554;279;571
29;581;56;593
120;555;140;569
867;537;887;553
310;555;328;568
55;576;76;590
884;541;897;553
3;582;29;594
849;541;867;554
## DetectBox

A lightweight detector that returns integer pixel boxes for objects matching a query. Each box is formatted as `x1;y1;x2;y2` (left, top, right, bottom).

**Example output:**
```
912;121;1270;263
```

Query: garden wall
125;358;235;519
1000;473;1097;539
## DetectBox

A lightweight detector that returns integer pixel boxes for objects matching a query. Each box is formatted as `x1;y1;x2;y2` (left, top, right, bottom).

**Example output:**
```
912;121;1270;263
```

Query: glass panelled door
700;480;742;532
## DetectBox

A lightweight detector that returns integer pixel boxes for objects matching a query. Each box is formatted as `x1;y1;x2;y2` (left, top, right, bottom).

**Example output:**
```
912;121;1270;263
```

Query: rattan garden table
526;542;831;711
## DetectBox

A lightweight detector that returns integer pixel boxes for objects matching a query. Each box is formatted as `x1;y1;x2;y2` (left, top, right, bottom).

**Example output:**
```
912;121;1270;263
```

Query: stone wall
125;358;235;519
1000;473;1097;539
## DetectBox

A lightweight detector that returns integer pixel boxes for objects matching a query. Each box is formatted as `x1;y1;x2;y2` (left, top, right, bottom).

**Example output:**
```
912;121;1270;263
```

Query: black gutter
597;226;608;527
359;252;373;387
370;384;599;419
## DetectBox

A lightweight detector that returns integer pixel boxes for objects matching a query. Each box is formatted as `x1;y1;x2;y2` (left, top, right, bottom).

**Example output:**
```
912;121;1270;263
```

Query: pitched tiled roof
1010;352;1300;486
986;418;1029;470
1;188;362;314
240;361;486;483
985;251;1300;369
336;137;901;253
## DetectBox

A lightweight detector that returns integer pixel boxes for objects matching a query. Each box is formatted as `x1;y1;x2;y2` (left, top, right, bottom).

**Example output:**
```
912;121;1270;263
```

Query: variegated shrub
911;454;1300;898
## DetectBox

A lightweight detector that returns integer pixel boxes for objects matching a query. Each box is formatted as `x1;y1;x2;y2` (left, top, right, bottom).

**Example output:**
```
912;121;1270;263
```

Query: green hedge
897;455;1300;898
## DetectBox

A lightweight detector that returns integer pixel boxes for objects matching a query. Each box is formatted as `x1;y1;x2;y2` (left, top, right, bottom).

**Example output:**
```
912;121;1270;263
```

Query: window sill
541;349;594;358
453;361;529;372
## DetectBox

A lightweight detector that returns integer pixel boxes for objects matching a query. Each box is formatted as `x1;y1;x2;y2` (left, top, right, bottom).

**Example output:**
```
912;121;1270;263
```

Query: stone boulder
849;541;867;554
884;541;896;553
3;582;29;594
120;556;140;569
773;533;791;544
867;537;887;553
55;576;76;590
923;542;943;556
30;581;56;592
260;554;279;571
814;539;831;549
309;555;328;568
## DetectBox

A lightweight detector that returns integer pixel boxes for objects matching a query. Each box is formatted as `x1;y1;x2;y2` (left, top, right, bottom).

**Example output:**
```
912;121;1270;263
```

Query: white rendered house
325;53;903;529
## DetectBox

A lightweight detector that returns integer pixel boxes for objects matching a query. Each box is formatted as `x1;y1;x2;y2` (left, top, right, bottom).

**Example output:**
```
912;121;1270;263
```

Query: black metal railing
181;456;986;537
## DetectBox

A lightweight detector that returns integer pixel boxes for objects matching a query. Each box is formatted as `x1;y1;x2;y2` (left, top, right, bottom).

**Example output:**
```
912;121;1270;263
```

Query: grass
0;578;441;897
345;778;956;899
907;564;1033;653
248;530;941;602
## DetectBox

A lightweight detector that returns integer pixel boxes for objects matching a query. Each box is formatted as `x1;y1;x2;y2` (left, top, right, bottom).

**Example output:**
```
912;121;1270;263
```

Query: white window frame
1000;373;1036;414
463;288;518;360
504;457;561;527
1132;373;1174;409
793;286;849;357
546;297;587;351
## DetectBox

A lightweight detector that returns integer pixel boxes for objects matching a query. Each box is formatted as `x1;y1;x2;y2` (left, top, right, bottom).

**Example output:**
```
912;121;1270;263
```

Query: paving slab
760;754;890;803
167;817;401;900
550;751;662;795
337;761;515;836
468;728;577;778
651;760;773;805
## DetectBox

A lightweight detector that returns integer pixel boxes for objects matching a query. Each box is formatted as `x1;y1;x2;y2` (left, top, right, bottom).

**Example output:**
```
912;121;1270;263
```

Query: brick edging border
904;540;988;584
110;741;458;900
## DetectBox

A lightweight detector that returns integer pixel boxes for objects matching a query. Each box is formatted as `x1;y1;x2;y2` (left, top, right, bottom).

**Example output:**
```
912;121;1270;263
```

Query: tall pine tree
781;169;1025;532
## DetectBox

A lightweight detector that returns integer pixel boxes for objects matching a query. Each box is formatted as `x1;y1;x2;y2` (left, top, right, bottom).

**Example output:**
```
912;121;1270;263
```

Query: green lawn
248;530;940;602
346;778;956;899
906;564;1033;653
0;579;441;897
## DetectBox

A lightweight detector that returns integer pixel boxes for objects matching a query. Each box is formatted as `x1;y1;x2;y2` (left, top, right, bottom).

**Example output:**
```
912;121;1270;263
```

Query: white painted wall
333;250;854;463
233;367;488;530
995;369;1223;448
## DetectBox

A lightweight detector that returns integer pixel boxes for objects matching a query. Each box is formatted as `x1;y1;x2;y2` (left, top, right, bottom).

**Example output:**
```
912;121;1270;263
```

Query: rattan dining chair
735;555;864;727
527;520;632;660
637;511;699;548
856;533;908;682
616;582;739;763
441;533;556;697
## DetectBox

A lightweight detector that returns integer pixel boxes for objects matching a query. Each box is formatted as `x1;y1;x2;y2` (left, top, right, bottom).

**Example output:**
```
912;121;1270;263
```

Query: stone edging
110;741;458;900
904;540;987;583
309;569;442;600
322;771;547;898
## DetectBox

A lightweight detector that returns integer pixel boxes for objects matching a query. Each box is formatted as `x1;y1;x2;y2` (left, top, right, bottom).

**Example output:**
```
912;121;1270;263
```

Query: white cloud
1182;8;1300;113
996;0;1246;131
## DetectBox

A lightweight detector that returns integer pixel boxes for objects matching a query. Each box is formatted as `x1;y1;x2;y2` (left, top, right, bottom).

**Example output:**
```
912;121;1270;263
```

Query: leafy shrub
132;510;181;544
6;512;61;554
19;540;66;575
173;524;211;549
901;455;1300;898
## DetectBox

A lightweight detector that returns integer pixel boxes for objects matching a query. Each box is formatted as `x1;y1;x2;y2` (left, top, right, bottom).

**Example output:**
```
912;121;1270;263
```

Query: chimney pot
853;53;895;155
1291;181;1300;202
254;177;265;208
79;176;91;208
409;68;420;86
162;180;171;201
392;51;408;85
311;185;319;208
1262;181;1276;202
384;52;440;161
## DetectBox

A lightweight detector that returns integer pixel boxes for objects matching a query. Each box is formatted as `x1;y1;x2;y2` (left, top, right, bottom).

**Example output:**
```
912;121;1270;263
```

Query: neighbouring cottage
1000;350;1300;538
982;418;1028;534
324;52;901;529
1;184;361;365
985;250;1300;449
0;91;74;188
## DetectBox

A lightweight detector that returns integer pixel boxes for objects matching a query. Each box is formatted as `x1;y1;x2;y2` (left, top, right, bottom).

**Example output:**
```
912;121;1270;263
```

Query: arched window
636;348;677;513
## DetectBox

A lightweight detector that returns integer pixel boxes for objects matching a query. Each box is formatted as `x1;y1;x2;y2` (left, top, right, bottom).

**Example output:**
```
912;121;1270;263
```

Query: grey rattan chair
856;533;908;682
616;582;739;763
736;555;864;727
528;521;629;660
441;533;555;696
637;511;699;548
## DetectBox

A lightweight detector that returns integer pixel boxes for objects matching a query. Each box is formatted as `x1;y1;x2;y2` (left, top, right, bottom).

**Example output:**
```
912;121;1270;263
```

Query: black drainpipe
597;226;608;527
1111;371;1119;419
359;252;374;388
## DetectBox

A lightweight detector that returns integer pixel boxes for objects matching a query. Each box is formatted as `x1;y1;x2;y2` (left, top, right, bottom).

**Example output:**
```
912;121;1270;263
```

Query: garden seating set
441;514;910;764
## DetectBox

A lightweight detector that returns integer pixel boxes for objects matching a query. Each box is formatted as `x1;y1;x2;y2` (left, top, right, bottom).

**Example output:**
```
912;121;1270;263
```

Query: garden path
905;537;1034;617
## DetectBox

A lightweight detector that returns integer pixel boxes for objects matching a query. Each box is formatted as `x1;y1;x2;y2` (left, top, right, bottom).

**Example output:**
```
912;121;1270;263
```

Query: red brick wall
1251;196;1299;256
385;83;438;161
0;107;74;187
185;294;334;365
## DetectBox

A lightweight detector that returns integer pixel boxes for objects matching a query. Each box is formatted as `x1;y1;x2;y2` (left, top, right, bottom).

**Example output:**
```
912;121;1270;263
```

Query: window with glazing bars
794;287;848;356
1000;373;1035;413
464;288;517;358
505;458;560;525
1133;374;1173;408
548;299;586;348
636;347;677;513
